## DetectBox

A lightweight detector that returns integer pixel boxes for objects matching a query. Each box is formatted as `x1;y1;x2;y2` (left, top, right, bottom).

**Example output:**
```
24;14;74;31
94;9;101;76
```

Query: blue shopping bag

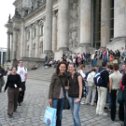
43;106;57;126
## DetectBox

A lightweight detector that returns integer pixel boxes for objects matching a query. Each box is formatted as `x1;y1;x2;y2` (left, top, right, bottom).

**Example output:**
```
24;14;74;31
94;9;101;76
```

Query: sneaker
96;112;99;115
90;103;95;106
99;112;108;116
80;101;85;105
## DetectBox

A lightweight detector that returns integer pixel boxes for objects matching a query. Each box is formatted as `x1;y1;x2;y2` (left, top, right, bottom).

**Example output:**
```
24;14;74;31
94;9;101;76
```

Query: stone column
44;0;53;55
101;0;110;47
12;29;17;60
80;0;92;49
0;50;3;65
35;22;39;57
52;11;57;52
20;22;25;58
10;33;13;60
7;32;11;61
107;0;126;50
114;0;126;37
57;0;69;50
29;26;32;57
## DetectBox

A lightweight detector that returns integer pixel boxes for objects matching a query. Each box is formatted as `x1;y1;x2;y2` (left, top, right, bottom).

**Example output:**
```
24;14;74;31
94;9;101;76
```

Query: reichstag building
6;0;126;62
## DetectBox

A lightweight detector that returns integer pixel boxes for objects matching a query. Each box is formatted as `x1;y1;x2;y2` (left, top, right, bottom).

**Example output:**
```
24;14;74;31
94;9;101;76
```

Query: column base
54;47;70;60
78;43;95;53
4;62;12;70
44;50;54;59
107;36;126;51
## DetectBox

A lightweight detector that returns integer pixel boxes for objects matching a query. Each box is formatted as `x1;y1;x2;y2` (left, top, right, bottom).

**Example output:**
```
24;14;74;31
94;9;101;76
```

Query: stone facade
5;0;126;62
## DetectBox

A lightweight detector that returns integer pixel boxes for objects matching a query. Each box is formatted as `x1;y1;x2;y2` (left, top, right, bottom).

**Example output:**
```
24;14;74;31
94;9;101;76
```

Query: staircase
28;67;55;82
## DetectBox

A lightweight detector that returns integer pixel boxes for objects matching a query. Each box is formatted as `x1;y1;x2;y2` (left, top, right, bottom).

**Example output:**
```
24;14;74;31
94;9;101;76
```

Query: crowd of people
44;47;126;68
48;47;126;126
0;47;126;126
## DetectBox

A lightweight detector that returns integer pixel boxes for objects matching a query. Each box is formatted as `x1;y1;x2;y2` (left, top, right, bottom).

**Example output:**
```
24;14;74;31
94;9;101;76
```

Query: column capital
38;19;44;25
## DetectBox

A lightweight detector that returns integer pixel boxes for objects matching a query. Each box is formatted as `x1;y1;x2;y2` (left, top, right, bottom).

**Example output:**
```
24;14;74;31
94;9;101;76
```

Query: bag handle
59;77;67;98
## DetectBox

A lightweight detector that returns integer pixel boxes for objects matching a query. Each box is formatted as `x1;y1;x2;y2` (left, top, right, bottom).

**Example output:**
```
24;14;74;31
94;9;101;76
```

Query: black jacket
0;67;6;78
98;67;109;88
4;74;21;91
68;72;81;98
122;73;126;87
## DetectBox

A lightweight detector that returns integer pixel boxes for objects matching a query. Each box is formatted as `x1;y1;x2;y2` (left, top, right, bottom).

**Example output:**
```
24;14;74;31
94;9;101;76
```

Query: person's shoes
80;101;85;105
111;118;115;121
96;111;99;115
18;103;21;106
102;112;108;116
8;113;13;118
90;103;95;106
99;112;108;116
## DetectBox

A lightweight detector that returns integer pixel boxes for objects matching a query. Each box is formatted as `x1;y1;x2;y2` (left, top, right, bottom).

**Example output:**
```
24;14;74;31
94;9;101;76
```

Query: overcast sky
0;0;15;48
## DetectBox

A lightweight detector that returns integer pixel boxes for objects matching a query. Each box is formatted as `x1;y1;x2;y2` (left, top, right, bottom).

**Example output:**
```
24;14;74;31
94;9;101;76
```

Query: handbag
117;89;124;104
63;96;70;110
43;106;57;126
59;78;70;110
123;87;126;102
0;77;5;87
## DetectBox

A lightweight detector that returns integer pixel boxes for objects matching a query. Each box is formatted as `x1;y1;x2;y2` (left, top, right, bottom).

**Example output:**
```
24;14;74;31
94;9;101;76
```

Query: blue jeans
68;97;81;126
52;98;64;126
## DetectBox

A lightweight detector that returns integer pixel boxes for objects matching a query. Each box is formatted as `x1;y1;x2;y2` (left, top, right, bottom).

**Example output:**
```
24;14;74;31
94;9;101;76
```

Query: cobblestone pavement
0;68;123;126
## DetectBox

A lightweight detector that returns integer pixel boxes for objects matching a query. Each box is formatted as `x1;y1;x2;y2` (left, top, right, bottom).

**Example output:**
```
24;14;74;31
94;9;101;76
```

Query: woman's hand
48;99;52;106
65;86;69;90
74;98;81;103
19;88;22;91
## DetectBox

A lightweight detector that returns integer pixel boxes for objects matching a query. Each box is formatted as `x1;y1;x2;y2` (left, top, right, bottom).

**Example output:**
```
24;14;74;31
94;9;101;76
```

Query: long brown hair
56;61;67;75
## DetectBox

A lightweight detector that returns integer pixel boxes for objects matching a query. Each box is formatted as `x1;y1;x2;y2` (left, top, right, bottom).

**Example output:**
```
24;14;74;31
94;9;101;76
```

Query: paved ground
0;67;123;126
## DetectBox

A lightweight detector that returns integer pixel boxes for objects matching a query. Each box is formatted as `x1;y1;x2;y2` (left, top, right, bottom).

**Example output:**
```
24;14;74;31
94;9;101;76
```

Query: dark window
110;0;114;40
40;25;44;36
92;0;101;49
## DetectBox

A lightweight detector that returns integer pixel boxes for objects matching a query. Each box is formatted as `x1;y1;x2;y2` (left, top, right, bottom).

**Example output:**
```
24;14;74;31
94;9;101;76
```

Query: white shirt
17;66;27;82
109;71;122;90
87;71;96;86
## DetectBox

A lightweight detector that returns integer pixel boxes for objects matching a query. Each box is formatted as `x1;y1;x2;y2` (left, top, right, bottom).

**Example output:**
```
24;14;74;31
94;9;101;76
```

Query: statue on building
14;8;21;18
8;14;11;23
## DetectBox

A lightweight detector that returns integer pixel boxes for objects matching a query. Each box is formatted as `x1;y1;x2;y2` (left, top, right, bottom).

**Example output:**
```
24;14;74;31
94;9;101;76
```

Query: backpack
94;70;105;86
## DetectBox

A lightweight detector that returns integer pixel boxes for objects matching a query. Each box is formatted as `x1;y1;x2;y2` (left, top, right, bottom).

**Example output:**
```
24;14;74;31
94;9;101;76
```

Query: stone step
27;64;92;81
28;67;55;81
